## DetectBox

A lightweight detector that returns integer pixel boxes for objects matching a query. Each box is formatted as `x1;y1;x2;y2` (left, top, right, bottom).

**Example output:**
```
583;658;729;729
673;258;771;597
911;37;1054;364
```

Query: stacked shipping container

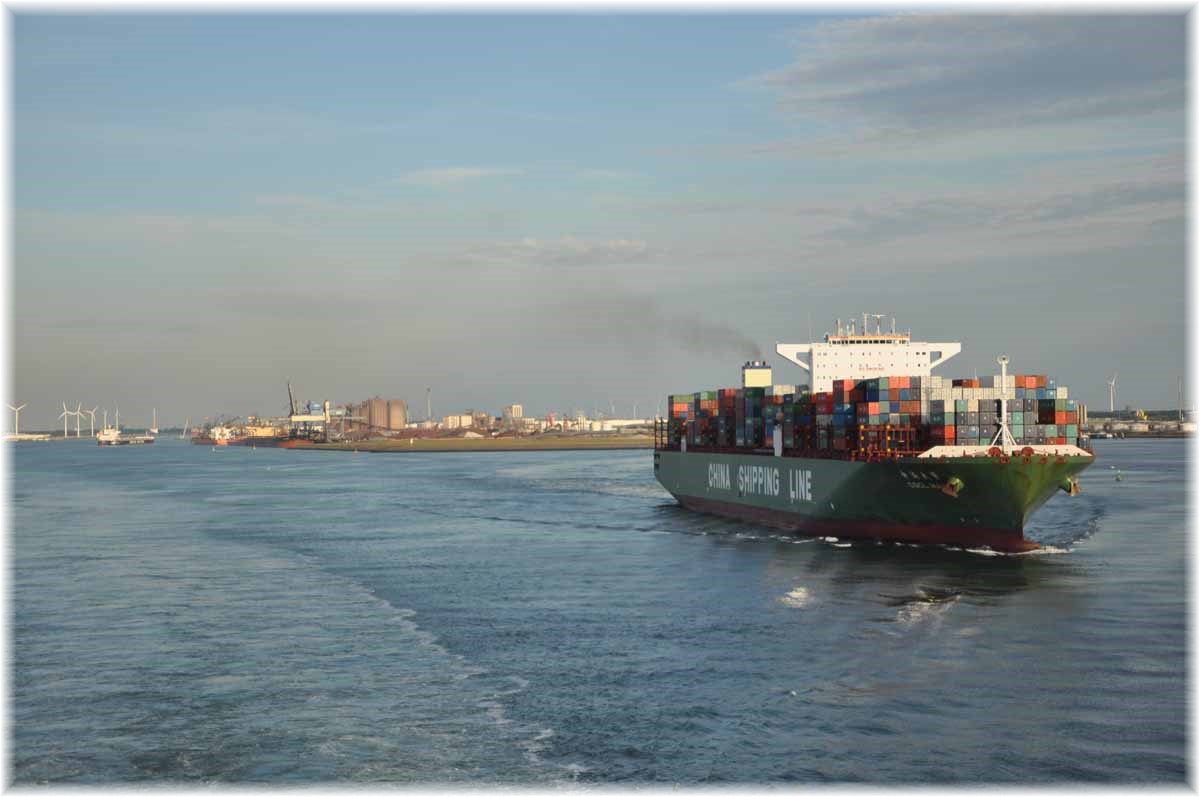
667;373;1081;455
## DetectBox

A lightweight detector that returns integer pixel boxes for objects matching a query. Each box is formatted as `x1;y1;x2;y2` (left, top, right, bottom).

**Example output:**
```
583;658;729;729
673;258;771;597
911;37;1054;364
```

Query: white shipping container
1056;387;1069;399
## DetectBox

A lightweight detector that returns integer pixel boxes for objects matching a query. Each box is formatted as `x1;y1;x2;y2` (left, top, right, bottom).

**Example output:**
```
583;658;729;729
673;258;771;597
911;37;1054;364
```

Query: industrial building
346;396;408;434
502;404;524;430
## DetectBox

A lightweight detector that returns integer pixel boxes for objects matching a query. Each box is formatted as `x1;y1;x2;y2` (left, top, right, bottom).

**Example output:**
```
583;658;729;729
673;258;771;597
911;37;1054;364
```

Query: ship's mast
991;355;1017;455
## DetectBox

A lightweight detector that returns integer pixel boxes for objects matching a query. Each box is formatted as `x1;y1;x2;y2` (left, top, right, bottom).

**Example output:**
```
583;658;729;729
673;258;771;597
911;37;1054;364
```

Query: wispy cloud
254;194;340;210
578;169;639;181
647;150;1184;282
745;14;1184;156
396;167;522;188
457;236;653;268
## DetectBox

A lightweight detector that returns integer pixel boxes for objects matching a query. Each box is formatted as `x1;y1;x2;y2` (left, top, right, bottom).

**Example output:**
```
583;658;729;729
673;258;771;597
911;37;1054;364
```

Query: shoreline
306;435;655;453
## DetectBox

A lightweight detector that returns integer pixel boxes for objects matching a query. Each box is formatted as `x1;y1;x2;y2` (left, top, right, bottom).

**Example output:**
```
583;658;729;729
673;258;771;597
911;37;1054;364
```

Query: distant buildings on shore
320;395;652;441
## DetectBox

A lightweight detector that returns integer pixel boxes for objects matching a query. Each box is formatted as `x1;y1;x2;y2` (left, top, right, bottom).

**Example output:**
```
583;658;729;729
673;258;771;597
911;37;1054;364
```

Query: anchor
942;476;965;498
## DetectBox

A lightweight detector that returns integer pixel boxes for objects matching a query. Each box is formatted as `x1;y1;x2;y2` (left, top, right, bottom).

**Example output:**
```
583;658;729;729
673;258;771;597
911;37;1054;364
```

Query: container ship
654;315;1094;552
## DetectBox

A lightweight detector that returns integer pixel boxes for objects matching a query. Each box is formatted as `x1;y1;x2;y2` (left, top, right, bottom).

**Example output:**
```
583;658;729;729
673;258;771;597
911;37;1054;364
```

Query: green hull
653;449;1092;551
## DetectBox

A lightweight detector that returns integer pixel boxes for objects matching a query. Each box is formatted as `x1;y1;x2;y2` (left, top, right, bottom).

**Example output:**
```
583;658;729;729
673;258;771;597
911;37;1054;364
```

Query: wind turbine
85;407;98;437
8;403;26;435
74;402;83;438
1108;372;1118;414
59;402;71;438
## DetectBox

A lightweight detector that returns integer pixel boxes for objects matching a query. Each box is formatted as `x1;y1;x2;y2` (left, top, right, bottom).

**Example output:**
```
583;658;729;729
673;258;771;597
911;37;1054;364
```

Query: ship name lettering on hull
788;469;814;503
708;463;732;490
738;464;780;497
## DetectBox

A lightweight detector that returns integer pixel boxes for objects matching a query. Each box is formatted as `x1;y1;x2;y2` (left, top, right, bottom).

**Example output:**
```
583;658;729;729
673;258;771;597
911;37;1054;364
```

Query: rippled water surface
10;438;1188;784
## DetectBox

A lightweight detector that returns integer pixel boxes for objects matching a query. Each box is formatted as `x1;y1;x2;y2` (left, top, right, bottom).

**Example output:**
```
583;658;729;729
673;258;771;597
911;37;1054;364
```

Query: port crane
285;381;333;442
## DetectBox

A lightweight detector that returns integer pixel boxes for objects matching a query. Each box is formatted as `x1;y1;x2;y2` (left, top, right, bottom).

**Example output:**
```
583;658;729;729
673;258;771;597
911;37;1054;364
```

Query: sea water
10;438;1187;783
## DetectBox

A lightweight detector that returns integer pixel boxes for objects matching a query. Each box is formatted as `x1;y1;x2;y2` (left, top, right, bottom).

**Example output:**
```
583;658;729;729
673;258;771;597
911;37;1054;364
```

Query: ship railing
661;442;931;460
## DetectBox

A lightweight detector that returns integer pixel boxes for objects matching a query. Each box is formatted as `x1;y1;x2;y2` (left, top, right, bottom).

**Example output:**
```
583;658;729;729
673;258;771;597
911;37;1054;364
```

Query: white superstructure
775;313;961;393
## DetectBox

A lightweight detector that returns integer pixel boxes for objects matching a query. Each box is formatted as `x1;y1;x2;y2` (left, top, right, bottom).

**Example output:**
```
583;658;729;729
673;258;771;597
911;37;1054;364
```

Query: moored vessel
96;407;155;446
97;426;155;446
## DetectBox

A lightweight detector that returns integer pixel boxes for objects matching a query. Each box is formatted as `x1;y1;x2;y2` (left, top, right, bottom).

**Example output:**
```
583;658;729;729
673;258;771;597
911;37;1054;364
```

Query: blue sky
11;12;1187;428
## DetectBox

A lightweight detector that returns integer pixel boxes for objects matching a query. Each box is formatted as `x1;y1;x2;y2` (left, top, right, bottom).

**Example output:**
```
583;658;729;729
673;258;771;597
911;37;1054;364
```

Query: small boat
97;408;154;446
97;427;155;446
